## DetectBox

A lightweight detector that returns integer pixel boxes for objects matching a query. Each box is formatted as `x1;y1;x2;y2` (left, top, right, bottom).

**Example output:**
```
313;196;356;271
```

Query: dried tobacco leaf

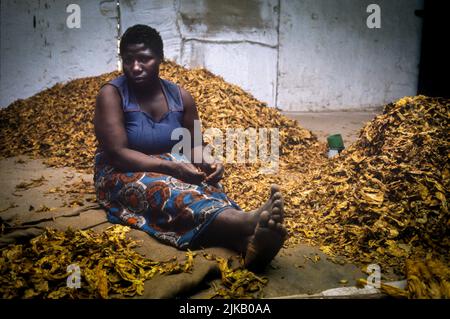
376;257;450;299
204;254;268;299
0;225;195;299
15;176;47;191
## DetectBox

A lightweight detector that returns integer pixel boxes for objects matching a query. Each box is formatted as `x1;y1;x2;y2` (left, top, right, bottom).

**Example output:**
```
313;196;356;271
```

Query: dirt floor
1;110;390;298
282;110;381;145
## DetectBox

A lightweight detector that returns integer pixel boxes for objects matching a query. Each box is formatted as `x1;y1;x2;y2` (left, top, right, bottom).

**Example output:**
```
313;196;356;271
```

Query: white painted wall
119;0;279;107
0;0;118;108
181;41;278;105
278;0;424;111
119;0;181;62
177;0;279;106
1;0;424;111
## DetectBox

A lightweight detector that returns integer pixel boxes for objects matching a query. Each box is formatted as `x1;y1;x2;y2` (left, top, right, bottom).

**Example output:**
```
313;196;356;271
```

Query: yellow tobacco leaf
360;188;384;205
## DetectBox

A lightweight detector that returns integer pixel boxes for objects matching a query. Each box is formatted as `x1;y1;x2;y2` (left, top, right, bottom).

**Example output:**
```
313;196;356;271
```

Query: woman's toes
272;207;282;222
273;198;284;216
270;184;280;196
259;211;270;227
272;215;282;223
272;192;282;201
268;219;276;229
273;199;283;211
276;223;284;233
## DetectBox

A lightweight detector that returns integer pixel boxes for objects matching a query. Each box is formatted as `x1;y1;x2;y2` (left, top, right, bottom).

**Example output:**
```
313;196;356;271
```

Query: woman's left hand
196;162;224;185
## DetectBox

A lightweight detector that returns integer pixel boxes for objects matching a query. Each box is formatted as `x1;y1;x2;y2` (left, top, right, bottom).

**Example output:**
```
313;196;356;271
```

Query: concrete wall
1;0;424;111
120;0;181;62
278;0;424;111
0;0;118;108
120;0;279;108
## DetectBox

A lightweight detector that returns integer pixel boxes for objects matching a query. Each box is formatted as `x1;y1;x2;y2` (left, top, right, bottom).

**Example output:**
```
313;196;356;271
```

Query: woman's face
121;43;161;87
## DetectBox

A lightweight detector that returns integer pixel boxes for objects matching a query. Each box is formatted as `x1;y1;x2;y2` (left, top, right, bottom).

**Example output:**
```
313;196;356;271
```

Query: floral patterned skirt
93;152;240;249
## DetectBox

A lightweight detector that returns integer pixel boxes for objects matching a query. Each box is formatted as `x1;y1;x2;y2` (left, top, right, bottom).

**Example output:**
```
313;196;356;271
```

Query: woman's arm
180;87;203;163
94;84;205;184
180;87;224;184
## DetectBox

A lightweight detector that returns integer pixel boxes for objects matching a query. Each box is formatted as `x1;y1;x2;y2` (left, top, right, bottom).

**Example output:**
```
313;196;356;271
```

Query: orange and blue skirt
93;152;240;249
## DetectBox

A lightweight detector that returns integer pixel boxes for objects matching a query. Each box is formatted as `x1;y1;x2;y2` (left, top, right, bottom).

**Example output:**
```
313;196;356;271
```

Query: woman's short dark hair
119;24;164;60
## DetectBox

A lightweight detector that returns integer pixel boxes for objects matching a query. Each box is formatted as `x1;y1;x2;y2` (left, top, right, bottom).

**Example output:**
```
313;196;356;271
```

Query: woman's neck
130;76;160;98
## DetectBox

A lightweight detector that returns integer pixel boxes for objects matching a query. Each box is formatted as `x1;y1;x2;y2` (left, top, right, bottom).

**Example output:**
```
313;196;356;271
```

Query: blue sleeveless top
108;75;184;155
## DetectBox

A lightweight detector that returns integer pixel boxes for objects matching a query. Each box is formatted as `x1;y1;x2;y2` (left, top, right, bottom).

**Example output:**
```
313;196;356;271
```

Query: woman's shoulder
160;77;179;91
160;78;186;112
97;75;126;96
107;75;127;88
97;77;125;108
160;78;193;102
98;75;127;103
161;78;191;94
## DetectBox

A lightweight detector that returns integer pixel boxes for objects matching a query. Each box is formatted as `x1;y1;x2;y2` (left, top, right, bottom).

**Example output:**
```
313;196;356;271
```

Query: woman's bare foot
244;208;288;272
248;184;284;224
192;185;286;259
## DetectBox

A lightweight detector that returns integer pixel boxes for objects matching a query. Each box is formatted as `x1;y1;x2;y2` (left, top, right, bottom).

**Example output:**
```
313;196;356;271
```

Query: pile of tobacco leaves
0;61;448;298
0;225;266;299
284;96;449;277
0;225;195;298
0;61;323;172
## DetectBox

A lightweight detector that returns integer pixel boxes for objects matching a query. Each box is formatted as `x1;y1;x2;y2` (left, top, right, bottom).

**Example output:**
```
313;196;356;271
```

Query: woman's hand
195;161;224;185
172;162;206;185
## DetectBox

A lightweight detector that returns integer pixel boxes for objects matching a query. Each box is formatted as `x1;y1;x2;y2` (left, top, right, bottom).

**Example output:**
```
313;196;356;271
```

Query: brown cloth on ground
0;204;235;298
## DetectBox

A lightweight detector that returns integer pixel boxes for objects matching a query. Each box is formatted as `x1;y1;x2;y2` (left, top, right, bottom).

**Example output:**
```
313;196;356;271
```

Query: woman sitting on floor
93;24;287;271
